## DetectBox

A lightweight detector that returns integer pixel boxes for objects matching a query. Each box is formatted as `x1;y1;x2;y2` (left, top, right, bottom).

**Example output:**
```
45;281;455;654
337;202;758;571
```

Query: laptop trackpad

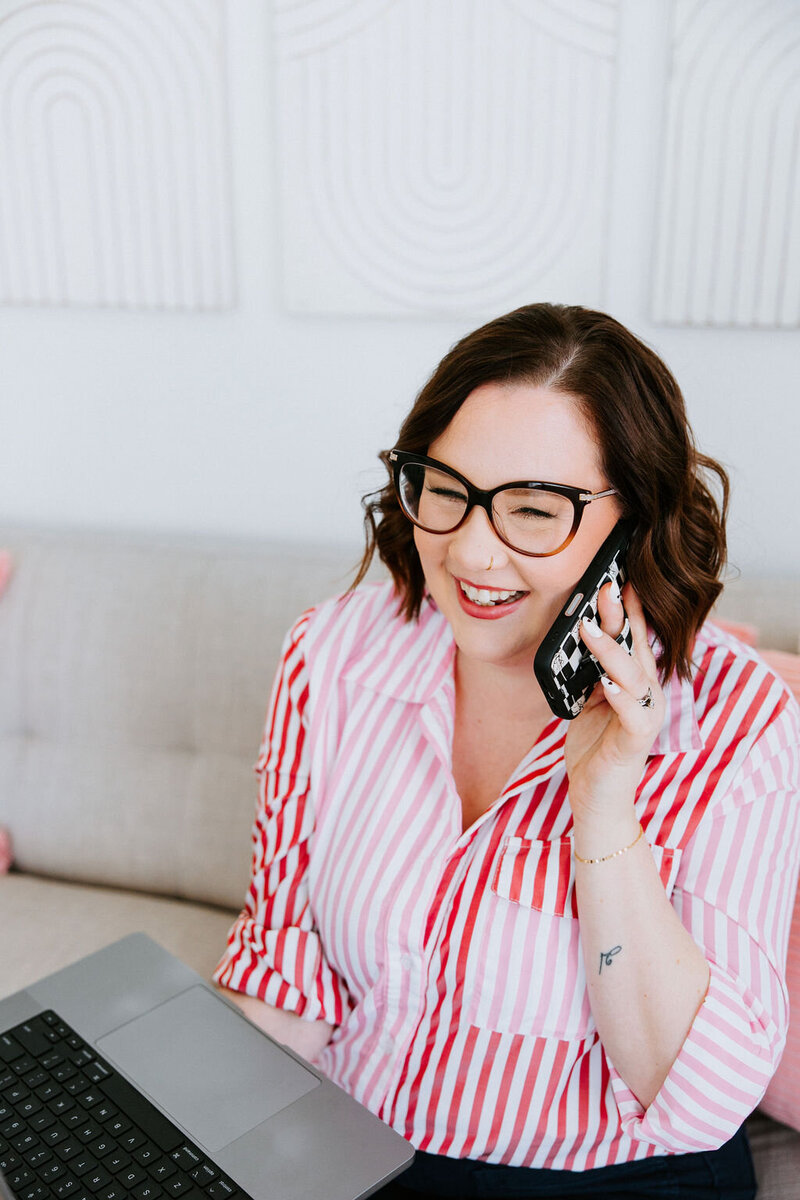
96;986;319;1154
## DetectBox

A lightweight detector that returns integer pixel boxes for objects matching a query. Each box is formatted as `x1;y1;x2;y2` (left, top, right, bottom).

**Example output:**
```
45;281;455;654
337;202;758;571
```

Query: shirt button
380;1034;394;1055
400;954;413;971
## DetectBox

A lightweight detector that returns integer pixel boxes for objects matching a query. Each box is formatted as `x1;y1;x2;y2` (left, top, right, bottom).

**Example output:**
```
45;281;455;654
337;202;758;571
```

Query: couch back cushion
0;529;369;910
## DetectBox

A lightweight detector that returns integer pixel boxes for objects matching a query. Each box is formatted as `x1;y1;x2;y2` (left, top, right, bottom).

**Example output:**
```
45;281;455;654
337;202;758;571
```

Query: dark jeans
373;1123;756;1199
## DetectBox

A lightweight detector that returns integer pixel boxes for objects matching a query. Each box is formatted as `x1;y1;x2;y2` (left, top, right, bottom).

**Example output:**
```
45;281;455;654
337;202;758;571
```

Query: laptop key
105;1151;131;1175
53;1175;80;1199
12;1025;53;1060
0;1034;25;1062
163;1173;192;1196
8;1166;36;1190
99;1187;126;1200
41;1160;67;1183
83;1065;110;1086
117;1165;147;1189
49;1097;75;1118
71;1152;98;1177
12;1132;40;1154
118;1129;146;1153
83;1167;112;1193
188;1164;216;1187
54;1138;84;1162
206;1179;237;1200
104;1118;130;1139
169;1148;201;1173
21;1185;52;1200
63;1077;91;1098
149;1160;176;1183
18;1097;43;1119
87;1136;117;1159
25;1146;54;1169
12;1058;38;1079
75;1124;102;1145
52;1066;77;1085
132;1184;162;1200
24;1071;50;1091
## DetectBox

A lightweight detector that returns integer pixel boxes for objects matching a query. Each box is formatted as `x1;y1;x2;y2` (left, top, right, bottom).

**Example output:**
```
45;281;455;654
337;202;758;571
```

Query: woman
215;304;800;1198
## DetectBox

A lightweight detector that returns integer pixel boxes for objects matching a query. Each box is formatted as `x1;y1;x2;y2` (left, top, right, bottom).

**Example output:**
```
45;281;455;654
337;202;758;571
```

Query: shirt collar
341;595;456;705
650;646;704;754
341;592;703;754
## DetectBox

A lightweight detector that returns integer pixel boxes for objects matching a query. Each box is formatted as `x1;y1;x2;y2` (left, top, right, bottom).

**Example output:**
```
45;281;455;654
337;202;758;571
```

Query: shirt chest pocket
464;834;681;1040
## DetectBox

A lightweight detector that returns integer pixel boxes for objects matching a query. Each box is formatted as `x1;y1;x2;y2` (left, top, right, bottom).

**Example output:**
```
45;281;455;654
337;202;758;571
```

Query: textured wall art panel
274;0;619;316
652;0;800;328
0;0;235;309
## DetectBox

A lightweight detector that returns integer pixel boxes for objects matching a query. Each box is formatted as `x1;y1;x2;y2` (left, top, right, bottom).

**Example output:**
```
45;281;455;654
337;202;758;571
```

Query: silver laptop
0;934;413;1200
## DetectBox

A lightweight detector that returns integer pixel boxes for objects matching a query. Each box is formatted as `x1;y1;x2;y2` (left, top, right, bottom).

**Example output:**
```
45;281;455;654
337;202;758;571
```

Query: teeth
461;582;523;606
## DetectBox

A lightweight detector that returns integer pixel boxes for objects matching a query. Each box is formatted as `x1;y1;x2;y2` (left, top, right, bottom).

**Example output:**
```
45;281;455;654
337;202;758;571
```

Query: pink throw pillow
0;550;11;597
755;647;800;1131
713;617;759;647
0;827;12;874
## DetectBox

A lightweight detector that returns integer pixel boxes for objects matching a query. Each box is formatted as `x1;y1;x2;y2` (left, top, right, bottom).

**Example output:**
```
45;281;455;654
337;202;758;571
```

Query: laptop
0;934;413;1200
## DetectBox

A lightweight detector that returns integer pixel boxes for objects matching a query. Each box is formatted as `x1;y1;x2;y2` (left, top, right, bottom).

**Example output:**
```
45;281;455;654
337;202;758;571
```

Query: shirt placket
369;701;569;1109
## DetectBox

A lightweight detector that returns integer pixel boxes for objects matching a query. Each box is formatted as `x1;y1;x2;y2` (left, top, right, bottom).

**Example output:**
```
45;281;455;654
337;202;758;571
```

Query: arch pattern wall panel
274;0;620;316
652;0;800;328
0;0;235;309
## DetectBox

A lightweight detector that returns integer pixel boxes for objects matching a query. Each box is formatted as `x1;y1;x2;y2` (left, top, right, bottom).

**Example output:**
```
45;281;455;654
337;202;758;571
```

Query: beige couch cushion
0;873;236;999
0;529;364;909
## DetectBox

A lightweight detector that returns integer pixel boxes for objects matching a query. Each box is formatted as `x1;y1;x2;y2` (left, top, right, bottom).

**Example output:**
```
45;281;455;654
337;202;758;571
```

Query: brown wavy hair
353;303;728;682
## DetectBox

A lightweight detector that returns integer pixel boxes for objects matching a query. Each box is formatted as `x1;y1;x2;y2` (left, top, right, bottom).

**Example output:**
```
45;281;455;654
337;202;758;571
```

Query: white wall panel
652;0;800;328
275;0;620;316
0;0;235;309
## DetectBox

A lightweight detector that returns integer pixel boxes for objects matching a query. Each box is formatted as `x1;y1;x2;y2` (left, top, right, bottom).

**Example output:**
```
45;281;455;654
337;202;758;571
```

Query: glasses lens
492;487;575;554
398;462;468;532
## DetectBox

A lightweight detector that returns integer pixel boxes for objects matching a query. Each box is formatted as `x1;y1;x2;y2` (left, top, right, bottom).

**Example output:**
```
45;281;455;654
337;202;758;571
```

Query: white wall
0;0;798;577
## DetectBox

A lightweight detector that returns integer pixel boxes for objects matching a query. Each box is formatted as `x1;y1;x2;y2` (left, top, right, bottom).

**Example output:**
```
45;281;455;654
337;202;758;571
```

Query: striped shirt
214;580;800;1170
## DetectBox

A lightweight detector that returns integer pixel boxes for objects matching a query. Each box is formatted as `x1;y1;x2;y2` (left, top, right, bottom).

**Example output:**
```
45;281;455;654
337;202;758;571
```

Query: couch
0;525;798;1196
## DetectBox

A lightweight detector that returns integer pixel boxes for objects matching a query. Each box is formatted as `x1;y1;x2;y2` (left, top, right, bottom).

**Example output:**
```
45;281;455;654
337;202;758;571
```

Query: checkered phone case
534;522;634;721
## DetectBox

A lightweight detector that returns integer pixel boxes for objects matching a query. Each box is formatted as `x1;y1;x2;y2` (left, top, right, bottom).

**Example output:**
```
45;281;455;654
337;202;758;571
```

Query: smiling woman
215;304;799;1200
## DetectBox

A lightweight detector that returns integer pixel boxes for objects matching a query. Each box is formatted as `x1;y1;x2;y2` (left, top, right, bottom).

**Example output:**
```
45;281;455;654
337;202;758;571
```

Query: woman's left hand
564;581;665;825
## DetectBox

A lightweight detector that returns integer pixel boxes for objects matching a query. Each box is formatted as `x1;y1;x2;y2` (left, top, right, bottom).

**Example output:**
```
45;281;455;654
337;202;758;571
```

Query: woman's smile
455;576;529;619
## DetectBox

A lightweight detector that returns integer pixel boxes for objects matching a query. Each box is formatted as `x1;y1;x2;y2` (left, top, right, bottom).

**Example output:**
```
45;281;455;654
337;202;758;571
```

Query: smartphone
533;519;635;721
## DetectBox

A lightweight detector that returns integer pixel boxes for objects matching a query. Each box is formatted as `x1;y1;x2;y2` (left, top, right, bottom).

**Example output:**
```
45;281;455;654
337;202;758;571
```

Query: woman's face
414;381;623;674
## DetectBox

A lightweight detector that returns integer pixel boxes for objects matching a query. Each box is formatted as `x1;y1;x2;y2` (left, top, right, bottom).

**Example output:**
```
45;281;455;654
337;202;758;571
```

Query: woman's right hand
216;986;334;1061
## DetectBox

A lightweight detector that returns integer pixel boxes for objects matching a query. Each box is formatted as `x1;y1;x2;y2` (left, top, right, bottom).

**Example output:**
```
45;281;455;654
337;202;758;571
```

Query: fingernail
601;675;621;693
582;616;602;639
609;580;622;605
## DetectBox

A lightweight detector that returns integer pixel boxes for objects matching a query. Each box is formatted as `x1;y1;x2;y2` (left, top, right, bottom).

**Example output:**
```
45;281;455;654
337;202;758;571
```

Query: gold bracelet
573;823;644;864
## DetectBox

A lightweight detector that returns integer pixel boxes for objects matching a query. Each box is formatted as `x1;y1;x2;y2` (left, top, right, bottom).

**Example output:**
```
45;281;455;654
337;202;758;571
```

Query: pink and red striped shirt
214;581;800;1170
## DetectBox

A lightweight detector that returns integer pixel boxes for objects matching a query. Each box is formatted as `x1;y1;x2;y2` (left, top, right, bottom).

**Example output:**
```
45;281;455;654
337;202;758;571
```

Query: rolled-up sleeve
214;613;351;1025
609;690;800;1151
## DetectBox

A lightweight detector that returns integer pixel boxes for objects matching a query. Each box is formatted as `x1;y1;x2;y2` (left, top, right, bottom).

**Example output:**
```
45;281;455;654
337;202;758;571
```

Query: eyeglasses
388;449;618;557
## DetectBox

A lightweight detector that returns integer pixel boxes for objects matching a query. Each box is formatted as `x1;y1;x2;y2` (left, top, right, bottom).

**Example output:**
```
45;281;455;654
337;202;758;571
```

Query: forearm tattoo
599;945;622;975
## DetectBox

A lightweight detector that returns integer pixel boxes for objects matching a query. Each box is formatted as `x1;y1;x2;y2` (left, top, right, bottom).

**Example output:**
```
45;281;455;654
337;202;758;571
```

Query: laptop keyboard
0;1011;253;1200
